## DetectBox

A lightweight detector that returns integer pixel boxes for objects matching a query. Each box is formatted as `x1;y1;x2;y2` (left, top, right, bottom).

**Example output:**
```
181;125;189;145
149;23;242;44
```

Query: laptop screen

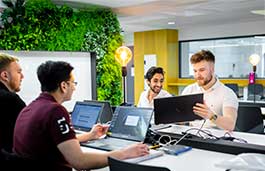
109;106;153;141
71;102;103;131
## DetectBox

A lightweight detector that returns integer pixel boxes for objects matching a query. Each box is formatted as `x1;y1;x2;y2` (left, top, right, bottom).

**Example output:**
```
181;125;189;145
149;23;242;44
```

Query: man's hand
193;101;213;119
119;143;150;159
89;123;109;140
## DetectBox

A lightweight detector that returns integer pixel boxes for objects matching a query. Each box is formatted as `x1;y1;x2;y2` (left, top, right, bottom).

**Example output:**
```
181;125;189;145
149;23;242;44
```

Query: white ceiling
53;0;265;45
2;0;264;45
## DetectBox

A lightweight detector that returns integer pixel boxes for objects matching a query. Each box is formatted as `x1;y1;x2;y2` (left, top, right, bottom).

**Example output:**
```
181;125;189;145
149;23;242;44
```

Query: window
179;35;265;78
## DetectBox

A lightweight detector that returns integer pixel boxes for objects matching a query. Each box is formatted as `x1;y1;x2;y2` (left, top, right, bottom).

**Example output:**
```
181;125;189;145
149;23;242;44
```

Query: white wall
0;50;93;112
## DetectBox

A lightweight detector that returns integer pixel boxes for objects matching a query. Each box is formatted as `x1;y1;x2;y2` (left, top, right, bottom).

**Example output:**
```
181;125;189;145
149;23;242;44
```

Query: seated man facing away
13;61;149;171
138;66;171;108
182;50;238;131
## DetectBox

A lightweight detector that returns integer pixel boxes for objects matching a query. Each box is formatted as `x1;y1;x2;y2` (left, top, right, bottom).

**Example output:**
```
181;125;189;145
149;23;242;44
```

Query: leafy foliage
0;0;123;105
81;9;123;105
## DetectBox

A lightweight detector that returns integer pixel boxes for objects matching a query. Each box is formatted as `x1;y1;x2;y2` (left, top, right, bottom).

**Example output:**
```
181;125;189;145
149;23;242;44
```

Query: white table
81;146;234;171
79;125;265;171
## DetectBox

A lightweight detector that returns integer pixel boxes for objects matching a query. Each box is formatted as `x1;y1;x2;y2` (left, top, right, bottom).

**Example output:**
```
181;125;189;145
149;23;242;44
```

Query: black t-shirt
0;82;26;152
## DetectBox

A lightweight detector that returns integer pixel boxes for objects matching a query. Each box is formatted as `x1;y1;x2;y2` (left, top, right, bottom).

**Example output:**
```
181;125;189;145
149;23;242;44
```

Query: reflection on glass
180;35;265;78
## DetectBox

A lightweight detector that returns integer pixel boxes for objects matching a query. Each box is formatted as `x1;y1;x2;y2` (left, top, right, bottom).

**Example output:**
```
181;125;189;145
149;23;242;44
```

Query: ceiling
2;0;265;45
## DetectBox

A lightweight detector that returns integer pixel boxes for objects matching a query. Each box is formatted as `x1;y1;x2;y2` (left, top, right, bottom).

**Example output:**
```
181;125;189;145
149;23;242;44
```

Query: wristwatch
210;113;218;122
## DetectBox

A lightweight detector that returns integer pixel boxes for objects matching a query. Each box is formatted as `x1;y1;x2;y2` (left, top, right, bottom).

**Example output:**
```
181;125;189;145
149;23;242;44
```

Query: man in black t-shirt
0;53;26;153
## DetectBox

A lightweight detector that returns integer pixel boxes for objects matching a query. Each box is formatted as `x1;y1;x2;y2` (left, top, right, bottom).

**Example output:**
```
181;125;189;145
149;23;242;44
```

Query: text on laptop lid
108;106;153;141
71;101;103;131
154;93;203;124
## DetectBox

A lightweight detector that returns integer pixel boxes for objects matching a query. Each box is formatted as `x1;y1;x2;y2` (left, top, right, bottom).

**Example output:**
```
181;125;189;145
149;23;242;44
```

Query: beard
196;75;213;86
9;81;21;92
150;86;161;94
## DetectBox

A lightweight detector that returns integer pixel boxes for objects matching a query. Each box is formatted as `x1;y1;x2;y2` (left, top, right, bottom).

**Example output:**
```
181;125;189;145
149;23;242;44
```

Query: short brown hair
190;50;215;64
0;53;18;72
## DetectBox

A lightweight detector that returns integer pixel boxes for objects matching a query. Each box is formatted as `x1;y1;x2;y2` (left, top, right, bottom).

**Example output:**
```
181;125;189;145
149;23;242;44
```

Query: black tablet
154;93;203;124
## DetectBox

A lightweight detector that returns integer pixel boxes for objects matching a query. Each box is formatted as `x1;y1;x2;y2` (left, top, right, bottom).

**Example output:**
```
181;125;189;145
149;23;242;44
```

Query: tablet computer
154;93;203;124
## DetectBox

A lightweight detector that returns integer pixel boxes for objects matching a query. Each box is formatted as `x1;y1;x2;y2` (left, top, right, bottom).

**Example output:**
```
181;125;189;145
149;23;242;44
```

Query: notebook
83;100;113;124
124;149;164;163
81;106;153;151
71;101;104;133
154;93;203;124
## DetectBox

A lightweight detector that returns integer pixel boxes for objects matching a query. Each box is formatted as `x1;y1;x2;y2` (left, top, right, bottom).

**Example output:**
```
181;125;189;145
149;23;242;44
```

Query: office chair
108;157;171;171
247;84;264;100
235;106;264;134
225;83;242;98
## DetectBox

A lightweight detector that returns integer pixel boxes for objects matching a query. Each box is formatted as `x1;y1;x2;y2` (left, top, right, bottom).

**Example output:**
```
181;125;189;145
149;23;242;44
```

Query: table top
79;125;265;171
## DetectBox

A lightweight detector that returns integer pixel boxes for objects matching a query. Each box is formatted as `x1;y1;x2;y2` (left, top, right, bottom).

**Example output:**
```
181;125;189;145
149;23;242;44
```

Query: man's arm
57;139;149;170
76;124;109;143
193;103;237;131
213;106;237;131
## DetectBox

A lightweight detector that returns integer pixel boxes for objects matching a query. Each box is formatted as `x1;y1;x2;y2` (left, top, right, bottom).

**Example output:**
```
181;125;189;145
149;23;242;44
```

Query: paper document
215;153;265;171
124;149;164;163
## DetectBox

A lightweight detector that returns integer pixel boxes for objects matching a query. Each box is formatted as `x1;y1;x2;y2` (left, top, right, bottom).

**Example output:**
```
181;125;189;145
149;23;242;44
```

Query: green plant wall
0;0;123;105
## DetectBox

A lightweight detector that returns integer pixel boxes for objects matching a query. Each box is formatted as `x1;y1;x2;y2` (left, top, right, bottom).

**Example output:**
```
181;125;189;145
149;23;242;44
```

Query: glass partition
180;35;265;78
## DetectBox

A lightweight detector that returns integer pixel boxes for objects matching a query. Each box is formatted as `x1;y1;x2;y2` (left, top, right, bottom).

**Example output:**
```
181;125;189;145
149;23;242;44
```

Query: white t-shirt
182;78;238;128
137;89;172;108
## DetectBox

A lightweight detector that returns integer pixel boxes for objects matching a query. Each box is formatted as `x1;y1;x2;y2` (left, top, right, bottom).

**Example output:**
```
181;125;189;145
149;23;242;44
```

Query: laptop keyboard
82;137;138;151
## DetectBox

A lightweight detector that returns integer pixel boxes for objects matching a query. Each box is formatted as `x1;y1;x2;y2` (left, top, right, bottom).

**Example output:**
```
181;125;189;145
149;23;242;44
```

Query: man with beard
138;66;171;108
182;50;238;131
0;53;26;153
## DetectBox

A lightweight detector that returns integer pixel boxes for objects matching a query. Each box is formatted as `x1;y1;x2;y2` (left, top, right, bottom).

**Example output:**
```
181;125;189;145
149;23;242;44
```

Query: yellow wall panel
134;29;178;104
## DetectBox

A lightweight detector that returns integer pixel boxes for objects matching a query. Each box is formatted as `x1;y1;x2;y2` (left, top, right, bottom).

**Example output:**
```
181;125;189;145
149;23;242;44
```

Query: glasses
67;81;78;86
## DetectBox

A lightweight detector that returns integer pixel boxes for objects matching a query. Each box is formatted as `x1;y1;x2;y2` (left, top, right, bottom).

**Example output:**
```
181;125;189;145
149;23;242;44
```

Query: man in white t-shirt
137;66;171;108
182;50;238;131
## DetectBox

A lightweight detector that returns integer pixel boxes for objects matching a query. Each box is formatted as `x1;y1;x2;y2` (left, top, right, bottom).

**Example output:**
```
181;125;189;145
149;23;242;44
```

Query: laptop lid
154;93;203;124
71;101;103;131
84;100;113;123
108;106;153;141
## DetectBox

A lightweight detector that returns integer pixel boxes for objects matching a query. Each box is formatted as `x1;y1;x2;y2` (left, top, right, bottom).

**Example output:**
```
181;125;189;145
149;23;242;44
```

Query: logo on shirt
57;117;70;134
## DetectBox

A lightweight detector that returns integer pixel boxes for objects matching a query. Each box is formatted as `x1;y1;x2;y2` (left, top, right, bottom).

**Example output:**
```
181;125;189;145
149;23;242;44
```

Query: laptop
83;100;113;124
154;93;203;124
81;106;153;151
71;101;104;133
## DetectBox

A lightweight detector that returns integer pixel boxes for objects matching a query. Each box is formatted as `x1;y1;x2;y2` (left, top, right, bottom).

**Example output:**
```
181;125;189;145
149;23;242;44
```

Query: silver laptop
81;106;153;151
71;101;104;134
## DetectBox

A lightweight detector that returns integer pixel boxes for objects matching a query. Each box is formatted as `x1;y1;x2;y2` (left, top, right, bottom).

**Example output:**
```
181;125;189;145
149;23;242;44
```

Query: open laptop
81;106;153;151
84;100;113;124
71;101;104;134
154;93;203;124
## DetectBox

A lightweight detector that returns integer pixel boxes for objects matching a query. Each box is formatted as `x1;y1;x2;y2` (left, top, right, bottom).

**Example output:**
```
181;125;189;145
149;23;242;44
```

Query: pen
149;144;161;149
154;125;172;131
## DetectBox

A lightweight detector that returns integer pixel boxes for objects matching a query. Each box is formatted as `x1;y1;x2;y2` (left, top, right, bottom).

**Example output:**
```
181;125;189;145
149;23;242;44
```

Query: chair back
225;83;240;97
235;106;264;134
108;157;170;171
247;84;264;100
